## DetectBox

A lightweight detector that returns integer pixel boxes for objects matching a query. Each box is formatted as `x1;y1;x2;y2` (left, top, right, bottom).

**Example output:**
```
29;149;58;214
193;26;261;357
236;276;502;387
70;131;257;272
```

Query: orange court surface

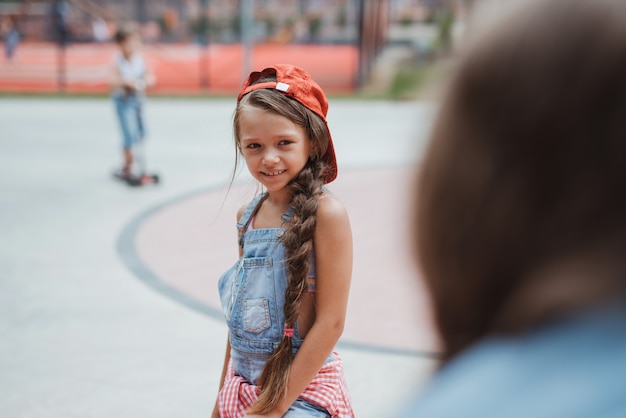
132;167;440;356
0;42;359;95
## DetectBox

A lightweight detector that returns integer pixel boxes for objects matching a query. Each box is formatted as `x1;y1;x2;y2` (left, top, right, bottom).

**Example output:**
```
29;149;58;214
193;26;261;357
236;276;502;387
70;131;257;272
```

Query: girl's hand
211;403;221;418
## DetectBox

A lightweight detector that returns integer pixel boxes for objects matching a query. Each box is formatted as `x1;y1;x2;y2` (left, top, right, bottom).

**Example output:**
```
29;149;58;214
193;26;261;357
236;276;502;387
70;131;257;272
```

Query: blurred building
0;0;474;94
0;0;472;44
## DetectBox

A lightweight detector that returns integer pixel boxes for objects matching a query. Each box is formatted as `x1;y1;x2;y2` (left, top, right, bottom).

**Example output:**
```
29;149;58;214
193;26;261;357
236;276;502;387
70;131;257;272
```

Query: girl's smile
219;65;353;417
238;106;311;195
262;169;286;176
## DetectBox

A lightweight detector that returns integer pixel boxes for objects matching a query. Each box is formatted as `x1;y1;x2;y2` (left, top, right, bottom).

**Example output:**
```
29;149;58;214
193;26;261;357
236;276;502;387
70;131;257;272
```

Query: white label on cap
276;82;290;92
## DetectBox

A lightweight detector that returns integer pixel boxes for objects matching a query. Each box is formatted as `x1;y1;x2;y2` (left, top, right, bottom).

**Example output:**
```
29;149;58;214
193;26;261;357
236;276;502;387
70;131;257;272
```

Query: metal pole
240;0;254;82
356;0;365;88
58;43;66;93
199;0;210;90
136;0;147;23
52;0;68;93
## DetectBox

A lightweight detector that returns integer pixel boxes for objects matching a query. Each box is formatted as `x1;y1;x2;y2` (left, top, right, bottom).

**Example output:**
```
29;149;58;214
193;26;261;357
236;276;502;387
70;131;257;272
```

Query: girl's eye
278;140;293;146
246;143;261;149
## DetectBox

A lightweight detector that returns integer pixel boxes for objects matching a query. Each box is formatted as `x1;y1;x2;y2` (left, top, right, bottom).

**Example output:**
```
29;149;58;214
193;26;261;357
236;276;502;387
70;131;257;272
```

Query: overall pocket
243;298;271;333
218;259;242;321
238;256;275;335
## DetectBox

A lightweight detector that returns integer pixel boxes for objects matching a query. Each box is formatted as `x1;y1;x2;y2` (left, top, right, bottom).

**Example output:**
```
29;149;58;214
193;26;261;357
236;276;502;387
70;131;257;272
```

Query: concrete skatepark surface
0;96;439;417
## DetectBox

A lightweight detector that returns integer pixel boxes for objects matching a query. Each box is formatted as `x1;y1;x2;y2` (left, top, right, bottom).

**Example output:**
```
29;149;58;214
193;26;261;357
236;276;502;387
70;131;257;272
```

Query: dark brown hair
113;23;137;44
415;0;626;363
233;77;330;413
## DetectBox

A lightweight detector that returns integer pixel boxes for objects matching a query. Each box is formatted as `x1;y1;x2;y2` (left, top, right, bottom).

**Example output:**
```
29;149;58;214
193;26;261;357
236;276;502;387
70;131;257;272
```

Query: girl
213;65;354;418
109;24;155;182
403;0;626;416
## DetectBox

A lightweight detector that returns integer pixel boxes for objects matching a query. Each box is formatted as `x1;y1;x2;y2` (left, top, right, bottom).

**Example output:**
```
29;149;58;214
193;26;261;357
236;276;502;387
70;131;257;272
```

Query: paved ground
133;166;439;355
0;96;438;417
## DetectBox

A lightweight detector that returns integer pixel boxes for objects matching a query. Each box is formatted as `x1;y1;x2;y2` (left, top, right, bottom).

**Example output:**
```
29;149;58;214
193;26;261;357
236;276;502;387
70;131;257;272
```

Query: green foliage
264;16;276;36
336;8;347;27
388;65;428;100
434;9;454;56
308;15;323;39
399;14;414;27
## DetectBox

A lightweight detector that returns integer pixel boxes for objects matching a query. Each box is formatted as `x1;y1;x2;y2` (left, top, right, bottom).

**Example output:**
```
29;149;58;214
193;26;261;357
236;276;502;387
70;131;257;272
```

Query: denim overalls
219;193;327;382
218;194;338;417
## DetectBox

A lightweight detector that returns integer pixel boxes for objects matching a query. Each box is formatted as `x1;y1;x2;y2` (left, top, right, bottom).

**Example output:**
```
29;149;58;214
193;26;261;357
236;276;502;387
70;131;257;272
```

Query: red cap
237;64;337;184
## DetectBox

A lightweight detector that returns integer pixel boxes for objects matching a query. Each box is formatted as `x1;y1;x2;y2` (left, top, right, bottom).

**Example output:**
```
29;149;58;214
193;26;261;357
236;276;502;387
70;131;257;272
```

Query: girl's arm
213;206;246;418
248;197;353;417
109;60;128;90
141;55;157;90
108;56;155;92
212;337;231;418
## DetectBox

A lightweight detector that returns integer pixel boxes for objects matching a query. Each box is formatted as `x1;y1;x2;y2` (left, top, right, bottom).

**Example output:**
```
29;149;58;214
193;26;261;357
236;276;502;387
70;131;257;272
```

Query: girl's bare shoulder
317;195;349;228
237;204;247;221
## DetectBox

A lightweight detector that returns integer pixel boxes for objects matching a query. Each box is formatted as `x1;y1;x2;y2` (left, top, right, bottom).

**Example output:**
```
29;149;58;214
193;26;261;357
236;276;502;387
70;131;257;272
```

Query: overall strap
237;193;267;248
282;207;294;222
236;193;296;248
238;189;330;232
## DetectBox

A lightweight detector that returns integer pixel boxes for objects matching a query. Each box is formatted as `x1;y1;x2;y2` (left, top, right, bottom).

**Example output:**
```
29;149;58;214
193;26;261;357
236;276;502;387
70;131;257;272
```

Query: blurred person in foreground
109;24;155;181
402;0;626;416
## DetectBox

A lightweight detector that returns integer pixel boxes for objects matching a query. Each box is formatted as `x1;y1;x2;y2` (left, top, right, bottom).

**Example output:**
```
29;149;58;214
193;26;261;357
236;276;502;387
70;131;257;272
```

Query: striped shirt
218;352;355;417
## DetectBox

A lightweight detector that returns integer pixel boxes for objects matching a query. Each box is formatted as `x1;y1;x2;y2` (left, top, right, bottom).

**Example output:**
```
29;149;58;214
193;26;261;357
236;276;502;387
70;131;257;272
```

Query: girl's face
238;106;312;194
120;35;139;57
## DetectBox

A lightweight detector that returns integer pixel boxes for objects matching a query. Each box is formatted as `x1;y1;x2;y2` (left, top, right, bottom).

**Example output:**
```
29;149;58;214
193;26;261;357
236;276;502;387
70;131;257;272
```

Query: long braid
235;75;330;413
248;159;325;414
